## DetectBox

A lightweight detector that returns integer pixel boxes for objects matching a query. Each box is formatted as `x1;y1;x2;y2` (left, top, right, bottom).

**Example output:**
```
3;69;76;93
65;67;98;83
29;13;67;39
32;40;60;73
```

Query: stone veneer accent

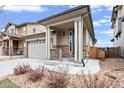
50;48;60;60
52;45;73;58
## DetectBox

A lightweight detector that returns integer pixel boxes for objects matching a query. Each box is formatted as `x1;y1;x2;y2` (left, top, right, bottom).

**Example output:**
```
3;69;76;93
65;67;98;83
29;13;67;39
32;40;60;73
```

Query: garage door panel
28;40;46;59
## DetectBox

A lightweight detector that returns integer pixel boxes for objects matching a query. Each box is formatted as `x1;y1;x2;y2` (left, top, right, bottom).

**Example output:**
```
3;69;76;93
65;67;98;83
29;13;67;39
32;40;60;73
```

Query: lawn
0;78;18;88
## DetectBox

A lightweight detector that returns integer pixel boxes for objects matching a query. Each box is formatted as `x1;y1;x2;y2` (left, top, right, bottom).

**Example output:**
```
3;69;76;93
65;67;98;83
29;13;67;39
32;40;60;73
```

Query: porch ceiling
51;21;73;30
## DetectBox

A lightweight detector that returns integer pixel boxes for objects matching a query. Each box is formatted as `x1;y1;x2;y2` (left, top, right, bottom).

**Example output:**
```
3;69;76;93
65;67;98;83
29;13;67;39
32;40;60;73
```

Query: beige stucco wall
56;30;69;46
18;40;23;48
6;24;46;37
26;36;45;42
52;25;93;47
86;28;93;47
26;24;46;36
50;30;69;47
16;26;27;36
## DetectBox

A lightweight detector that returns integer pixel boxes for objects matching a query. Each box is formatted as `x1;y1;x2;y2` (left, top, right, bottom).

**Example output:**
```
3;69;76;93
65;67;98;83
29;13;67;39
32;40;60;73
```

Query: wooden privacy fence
105;47;121;58
120;47;124;58
89;47;124;59
89;47;105;60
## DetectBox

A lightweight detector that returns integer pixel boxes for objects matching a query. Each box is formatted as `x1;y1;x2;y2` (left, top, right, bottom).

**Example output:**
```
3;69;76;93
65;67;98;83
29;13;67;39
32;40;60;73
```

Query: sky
0;5;114;47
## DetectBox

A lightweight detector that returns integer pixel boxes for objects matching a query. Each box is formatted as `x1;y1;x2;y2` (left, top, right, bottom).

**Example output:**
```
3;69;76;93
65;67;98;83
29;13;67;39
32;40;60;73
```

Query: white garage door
28;40;46;59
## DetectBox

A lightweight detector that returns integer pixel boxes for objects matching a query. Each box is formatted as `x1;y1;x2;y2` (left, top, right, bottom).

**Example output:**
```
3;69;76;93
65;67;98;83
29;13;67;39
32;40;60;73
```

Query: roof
23;32;45;39
4;22;39;30
3;32;23;38
38;5;88;23
38;5;96;41
17;22;38;27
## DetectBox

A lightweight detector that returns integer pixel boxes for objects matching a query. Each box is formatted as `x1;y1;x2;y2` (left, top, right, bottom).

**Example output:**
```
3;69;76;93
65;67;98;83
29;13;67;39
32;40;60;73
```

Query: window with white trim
69;31;73;52
23;27;26;32
33;28;36;34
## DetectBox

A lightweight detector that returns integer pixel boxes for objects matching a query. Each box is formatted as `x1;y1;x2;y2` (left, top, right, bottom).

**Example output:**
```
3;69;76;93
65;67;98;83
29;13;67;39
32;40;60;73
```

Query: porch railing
2;48;23;56
2;48;9;56
13;48;23;55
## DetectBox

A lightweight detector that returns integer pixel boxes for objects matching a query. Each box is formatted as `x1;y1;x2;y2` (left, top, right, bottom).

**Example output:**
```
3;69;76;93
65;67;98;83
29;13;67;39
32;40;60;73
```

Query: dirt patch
8;73;119;88
100;58;124;73
8;74;47;88
100;58;124;87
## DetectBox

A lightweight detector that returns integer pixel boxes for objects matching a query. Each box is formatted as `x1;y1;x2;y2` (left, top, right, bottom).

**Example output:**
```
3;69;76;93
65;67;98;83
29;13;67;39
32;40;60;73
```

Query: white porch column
78;19;84;61
74;21;78;61
46;26;51;59
9;39;13;56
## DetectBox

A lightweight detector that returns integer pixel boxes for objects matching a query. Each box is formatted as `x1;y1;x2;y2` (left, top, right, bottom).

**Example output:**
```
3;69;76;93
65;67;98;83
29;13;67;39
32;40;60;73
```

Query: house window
10;28;15;34
69;31;73;52
33;28;36;34
23;27;26;32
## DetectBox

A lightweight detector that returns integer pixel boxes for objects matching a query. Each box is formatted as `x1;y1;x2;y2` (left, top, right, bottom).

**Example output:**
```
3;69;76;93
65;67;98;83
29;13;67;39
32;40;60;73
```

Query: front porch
39;6;95;62
2;36;23;56
46;17;89;62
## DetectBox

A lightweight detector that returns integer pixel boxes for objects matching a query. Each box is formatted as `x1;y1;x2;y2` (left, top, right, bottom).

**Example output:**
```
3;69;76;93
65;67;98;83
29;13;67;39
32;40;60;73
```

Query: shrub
14;64;32;75
27;66;45;82
72;74;119;88
46;69;70;88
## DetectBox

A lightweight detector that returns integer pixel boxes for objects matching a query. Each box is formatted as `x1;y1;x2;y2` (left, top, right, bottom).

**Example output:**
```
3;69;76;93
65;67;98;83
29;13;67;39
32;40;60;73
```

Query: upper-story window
33;28;36;34
9;28;15;34
19;29;22;34
22;27;26;32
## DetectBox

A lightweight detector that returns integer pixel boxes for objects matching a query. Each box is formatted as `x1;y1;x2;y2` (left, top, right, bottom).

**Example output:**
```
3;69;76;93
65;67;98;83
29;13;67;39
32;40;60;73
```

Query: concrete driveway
0;58;100;78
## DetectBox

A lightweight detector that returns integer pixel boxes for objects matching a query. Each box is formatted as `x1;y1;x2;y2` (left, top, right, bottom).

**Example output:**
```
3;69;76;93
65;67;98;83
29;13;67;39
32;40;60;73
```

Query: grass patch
0;78;18;88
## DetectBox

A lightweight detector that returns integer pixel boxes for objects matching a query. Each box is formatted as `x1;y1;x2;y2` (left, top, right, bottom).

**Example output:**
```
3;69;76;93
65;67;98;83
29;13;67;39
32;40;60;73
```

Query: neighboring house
111;5;124;47
0;22;47;59
38;5;96;61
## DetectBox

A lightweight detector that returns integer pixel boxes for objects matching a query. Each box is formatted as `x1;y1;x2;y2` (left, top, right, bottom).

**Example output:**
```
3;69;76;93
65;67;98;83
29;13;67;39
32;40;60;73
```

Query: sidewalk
0;56;24;61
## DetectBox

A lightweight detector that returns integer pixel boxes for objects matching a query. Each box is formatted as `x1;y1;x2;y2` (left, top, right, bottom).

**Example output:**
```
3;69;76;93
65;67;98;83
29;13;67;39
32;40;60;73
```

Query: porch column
9;39;13;56
78;19;84;61
46;26;51;59
74;21;78;61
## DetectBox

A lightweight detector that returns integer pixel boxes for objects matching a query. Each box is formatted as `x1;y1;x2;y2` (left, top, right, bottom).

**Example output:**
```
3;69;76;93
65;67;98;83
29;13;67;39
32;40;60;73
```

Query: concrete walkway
0;58;100;78
0;56;24;61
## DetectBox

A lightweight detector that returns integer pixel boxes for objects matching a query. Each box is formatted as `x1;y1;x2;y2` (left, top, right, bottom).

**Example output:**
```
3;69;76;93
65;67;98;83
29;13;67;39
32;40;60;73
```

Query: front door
69;30;74;58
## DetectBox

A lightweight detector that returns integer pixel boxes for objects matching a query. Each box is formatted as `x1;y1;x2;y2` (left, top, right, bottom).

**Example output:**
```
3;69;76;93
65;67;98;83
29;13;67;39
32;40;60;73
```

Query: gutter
87;6;96;43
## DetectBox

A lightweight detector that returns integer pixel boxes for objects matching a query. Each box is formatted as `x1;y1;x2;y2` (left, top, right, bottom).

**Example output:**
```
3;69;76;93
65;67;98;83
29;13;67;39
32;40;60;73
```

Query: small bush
14;64;32;75
27;66;45;82
72;74;119;88
46;69;70;88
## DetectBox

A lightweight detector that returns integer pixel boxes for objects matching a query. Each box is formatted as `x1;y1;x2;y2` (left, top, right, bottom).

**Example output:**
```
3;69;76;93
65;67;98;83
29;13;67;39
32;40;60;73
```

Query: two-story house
0;22;46;59
111;5;124;47
0;5;96;61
